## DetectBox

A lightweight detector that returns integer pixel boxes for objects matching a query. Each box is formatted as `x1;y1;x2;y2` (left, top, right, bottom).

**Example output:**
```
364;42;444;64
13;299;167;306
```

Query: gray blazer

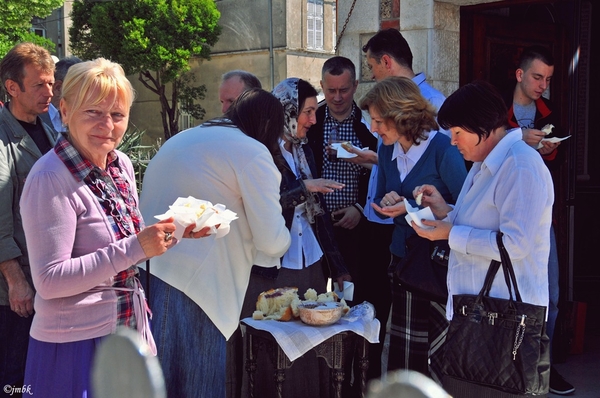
0;104;57;305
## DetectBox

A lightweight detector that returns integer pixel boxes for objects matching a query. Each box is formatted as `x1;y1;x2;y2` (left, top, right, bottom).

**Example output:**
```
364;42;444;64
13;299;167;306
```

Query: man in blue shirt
42;56;83;133
363;28;446;113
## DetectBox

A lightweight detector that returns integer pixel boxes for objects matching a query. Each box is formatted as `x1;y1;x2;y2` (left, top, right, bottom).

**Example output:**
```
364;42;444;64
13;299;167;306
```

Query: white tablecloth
241;317;380;362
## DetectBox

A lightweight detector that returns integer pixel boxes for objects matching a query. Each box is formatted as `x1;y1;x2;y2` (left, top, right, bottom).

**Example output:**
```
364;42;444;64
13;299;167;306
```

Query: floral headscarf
272;78;324;223
272;78;306;145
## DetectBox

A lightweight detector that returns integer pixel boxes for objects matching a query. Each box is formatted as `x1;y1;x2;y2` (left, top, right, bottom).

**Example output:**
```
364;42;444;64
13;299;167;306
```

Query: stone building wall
336;0;497;101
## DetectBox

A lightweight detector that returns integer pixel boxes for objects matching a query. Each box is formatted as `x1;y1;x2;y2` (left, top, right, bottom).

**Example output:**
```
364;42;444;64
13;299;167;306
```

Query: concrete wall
211;0;287;52
336;0;380;102
337;0;464;103
40;2;75;59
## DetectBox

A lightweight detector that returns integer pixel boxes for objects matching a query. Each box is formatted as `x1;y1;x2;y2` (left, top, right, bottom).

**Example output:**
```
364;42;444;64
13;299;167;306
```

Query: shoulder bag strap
496;232;523;302
482;260;500;297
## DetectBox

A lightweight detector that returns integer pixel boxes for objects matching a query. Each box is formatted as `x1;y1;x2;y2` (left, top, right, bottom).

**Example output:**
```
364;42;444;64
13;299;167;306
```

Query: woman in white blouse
411;80;553;397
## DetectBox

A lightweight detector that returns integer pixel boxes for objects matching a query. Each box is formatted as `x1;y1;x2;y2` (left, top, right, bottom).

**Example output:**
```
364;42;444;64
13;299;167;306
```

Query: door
459;0;599;347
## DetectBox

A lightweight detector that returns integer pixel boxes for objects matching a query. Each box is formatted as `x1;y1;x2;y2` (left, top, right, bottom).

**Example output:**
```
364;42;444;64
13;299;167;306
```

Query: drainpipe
57;7;63;58
269;0;274;89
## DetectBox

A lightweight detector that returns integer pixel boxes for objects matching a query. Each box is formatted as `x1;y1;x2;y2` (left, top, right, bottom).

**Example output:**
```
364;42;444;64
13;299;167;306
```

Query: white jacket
140;125;290;339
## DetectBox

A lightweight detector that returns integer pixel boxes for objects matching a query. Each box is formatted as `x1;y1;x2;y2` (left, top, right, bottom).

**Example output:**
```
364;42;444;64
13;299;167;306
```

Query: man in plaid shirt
307;57;383;384
307;56;377;283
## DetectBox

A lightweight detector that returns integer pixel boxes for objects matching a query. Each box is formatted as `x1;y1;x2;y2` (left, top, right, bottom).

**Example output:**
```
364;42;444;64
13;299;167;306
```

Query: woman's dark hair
224;88;286;168
297;78;318;114
438;80;507;143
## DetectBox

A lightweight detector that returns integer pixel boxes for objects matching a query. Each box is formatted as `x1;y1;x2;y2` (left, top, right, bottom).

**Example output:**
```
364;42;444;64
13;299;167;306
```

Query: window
307;0;323;50
31;28;46;38
178;107;195;132
178;97;196;131
332;4;337;50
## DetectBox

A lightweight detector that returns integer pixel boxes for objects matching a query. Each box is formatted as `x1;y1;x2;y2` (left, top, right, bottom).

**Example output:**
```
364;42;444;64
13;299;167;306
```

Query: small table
244;324;370;398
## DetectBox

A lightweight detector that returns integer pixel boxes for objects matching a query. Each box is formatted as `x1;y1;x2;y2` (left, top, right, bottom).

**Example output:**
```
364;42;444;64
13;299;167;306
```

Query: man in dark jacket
307;56;377;292
0;42;56;394
307;56;390;383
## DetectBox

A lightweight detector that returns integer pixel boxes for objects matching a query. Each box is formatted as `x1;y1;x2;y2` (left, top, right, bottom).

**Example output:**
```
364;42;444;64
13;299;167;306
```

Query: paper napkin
154;196;238;239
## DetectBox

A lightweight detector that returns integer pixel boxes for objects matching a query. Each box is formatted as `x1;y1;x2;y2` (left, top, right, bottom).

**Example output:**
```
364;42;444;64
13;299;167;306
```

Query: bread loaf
255;287;299;321
316;291;339;303
304;288;318;301
253;287;350;322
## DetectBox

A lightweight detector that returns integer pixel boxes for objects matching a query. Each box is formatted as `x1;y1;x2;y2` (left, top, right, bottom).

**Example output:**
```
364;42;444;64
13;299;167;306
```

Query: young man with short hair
504;45;573;396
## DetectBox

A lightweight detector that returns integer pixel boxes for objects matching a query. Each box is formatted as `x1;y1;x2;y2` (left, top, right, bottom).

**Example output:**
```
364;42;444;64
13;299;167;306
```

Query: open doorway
460;0;599;360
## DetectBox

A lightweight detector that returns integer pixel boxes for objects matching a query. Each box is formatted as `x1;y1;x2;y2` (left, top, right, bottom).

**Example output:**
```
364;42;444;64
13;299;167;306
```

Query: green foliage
116;125;161;193
178;72;207;121
1;0;64;29
69;0;221;141
0;0;64;57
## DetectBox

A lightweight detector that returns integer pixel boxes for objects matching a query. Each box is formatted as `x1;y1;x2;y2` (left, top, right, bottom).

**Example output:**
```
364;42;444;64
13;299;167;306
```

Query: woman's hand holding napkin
154;196;238;240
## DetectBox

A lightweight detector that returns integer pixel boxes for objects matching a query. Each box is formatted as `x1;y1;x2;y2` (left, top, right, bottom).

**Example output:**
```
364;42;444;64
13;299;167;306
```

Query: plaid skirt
387;276;448;384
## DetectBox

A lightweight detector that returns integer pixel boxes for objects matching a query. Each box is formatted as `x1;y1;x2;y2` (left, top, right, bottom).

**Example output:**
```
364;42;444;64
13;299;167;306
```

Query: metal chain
512;315;527;360
335;0;358;53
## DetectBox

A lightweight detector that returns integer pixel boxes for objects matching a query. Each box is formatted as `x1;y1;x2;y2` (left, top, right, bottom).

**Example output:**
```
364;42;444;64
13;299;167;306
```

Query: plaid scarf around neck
55;134;143;328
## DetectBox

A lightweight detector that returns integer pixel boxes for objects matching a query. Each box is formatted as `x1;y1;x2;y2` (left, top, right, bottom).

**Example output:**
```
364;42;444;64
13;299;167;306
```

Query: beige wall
337;0;466;103
285;53;328;90
129;50;330;142
211;0;287;52
128;73;166;144
130;0;335;142
43;0;503;142
43;5;73;59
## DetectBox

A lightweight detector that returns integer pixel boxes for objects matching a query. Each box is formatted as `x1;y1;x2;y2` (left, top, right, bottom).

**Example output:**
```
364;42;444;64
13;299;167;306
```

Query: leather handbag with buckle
442;232;550;396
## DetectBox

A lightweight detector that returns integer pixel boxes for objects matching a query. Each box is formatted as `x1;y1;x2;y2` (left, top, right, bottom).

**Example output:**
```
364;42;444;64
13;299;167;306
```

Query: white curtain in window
307;0;324;50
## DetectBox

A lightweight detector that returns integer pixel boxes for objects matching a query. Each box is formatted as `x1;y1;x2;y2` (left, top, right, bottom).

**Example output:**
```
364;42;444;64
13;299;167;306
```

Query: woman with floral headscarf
243;78;351;301
239;78;351;398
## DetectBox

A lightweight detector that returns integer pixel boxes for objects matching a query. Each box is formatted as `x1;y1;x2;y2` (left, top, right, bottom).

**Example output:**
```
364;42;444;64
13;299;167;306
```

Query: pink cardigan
20;149;147;343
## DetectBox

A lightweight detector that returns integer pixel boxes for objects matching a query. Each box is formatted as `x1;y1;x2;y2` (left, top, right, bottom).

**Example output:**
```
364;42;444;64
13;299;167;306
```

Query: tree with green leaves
0;0;64;57
69;0;221;140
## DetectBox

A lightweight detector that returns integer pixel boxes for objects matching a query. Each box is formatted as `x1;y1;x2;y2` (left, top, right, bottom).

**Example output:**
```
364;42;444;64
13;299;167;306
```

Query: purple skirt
24;336;104;398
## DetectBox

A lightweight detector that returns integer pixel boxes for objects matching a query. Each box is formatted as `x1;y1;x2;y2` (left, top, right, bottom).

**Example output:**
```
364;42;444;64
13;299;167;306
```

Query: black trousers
333;218;394;381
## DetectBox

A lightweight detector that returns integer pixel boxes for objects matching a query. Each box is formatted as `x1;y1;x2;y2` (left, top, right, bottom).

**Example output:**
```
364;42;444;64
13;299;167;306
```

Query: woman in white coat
139;89;291;398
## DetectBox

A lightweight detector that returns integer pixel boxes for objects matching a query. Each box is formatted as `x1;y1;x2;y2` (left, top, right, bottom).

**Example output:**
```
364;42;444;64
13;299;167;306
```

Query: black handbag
394;233;450;303
442;232;550;396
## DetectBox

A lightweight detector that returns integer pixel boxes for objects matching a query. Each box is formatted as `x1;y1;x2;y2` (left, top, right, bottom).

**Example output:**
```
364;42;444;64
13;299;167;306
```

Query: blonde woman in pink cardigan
19;58;206;398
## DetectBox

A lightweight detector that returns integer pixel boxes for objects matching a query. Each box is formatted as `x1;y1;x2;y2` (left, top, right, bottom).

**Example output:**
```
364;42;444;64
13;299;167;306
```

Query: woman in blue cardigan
359;77;467;383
